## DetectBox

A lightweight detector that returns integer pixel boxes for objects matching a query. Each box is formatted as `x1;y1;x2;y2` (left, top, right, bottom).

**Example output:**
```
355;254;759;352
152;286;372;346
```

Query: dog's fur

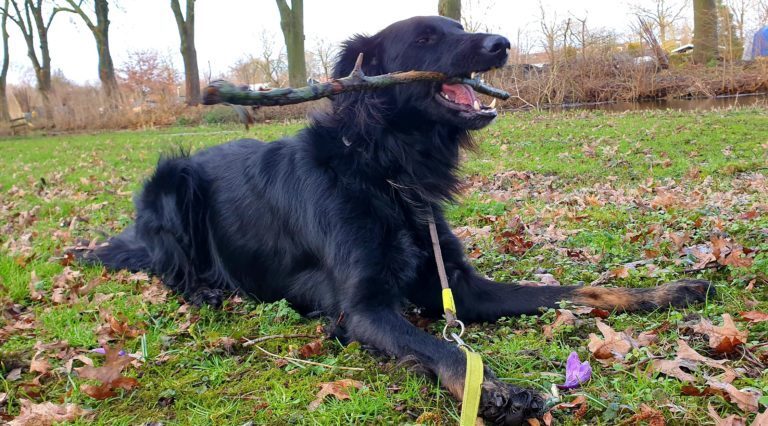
85;17;713;425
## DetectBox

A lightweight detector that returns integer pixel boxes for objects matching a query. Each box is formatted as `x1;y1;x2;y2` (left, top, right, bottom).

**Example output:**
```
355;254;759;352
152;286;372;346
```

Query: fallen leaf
621;404;665;426
28;271;44;301
739;311;768;323
308;379;363;411
543;309;576;339
692;314;748;354
298;339;324;359
706;381;761;413
141;279;169;304
587;319;635;361
707;403;747;426
29;351;51;375
75;345;138;400
752;408;768;426
651;340;737;384
9;400;89;426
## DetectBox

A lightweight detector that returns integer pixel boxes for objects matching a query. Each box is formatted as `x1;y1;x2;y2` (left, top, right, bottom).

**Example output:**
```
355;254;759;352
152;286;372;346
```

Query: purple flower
91;347;126;356
558;351;591;389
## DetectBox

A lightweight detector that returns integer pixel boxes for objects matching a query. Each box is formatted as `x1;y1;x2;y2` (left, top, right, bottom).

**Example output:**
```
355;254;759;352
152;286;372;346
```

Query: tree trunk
0;0;11;122
171;0;201;106
62;0;120;102
693;0;718;64
276;0;307;88
438;0;461;21
94;0;119;101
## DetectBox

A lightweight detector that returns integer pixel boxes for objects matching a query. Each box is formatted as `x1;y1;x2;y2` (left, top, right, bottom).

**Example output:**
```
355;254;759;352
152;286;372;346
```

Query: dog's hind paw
187;287;225;308
479;378;544;425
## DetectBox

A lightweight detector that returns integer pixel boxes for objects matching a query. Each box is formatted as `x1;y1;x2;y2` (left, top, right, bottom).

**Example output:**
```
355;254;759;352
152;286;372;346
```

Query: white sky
5;0;690;85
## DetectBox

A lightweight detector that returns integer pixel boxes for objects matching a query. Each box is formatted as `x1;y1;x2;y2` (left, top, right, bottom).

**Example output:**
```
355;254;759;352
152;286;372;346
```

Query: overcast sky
5;0;691;85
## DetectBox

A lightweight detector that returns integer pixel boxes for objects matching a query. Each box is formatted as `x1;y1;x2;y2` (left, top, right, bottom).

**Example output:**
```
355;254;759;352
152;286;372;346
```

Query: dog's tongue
441;83;477;106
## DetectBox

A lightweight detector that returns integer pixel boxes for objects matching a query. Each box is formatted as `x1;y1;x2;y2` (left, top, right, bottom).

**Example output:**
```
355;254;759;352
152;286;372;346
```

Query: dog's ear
332;34;382;78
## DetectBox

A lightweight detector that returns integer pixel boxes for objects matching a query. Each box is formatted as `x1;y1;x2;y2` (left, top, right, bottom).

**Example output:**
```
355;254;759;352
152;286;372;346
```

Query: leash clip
442;319;466;342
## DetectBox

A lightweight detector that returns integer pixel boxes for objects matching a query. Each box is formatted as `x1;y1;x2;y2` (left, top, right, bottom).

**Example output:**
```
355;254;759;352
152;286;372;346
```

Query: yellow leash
428;211;483;426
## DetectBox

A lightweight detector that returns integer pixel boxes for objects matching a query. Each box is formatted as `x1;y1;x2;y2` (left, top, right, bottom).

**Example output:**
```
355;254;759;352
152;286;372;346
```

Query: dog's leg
344;308;543;425
410;213;714;323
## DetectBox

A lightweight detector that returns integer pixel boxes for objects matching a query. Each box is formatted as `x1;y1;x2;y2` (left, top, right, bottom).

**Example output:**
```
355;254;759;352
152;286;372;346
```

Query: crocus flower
91;347;126;356
558;351;591;389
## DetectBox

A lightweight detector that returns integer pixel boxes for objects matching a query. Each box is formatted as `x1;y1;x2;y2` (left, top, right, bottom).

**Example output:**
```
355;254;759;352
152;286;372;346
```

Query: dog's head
332;16;509;131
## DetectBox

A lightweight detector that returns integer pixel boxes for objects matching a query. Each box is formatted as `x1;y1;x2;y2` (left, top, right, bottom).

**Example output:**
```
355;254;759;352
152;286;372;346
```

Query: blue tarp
751;26;768;58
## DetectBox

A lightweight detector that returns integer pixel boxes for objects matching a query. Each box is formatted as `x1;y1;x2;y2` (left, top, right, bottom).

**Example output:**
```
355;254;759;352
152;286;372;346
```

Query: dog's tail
78;226;152;272
79;154;225;305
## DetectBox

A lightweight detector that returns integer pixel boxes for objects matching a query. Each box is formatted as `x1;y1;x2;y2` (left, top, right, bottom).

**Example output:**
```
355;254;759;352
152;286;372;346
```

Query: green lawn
1;108;767;425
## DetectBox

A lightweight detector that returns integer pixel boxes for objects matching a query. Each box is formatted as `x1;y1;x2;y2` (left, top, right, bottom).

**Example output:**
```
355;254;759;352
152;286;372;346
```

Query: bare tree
725;0;749;41
170;0;200;105
461;0;495;33
310;37;337;80
57;0;119;101
0;0;11;122
4;0;60;119
275;0;306;87
693;0;719;64
438;0;460;21
631;0;688;45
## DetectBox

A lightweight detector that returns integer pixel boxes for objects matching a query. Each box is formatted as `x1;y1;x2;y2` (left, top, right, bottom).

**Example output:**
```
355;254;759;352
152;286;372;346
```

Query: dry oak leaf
298;339;325;359
706;381;761;413
651;339;737;384
587;319;637;361
75;345;138;400
693;314;748;354
141;279;169;305
308;379;364;411
9;399;89;426
29;351;51;375
752;408;768;426
739;311;768;323
707;403;747;426
618;404;665;426
543;309;577;339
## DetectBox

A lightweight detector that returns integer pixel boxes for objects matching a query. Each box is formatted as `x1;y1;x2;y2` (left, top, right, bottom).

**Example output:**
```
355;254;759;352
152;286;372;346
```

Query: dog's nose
482;35;511;55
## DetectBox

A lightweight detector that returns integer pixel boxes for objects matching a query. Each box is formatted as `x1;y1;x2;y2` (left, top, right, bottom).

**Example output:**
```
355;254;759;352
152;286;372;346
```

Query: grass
1;108;767;425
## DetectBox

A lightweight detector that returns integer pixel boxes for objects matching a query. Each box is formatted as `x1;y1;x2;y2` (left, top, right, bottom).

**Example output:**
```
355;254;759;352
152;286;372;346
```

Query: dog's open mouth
435;82;497;118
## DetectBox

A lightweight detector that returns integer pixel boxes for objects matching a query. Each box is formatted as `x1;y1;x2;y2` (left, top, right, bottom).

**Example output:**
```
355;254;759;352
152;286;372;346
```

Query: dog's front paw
479;378;544;425
187;287;225;307
655;279;715;308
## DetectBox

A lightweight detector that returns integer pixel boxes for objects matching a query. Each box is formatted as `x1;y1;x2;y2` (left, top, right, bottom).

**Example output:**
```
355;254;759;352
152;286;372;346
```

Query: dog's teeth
470;72;477;79
489;98;496;109
473;100;480;111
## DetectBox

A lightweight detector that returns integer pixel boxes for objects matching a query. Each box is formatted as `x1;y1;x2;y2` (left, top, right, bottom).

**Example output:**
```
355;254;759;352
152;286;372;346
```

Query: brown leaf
740;311;768;323
307;379;363;411
692;314;748;354
28;271;44;301
587;319;635;361
29;351;51;375
651;340;737;384
609;266;630;279
543;309;576;339
752;408;768;426
622;404;665;426
9;400;89;426
706;381;761;413
75;345;137;398
298;339;325;359
141;279;169;304
707;403;747;426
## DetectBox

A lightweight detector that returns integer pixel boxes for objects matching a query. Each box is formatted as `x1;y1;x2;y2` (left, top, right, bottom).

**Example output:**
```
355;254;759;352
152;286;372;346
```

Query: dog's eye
415;36;432;45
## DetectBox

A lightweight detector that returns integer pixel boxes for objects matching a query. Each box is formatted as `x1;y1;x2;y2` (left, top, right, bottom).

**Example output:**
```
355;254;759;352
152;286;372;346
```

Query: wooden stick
203;53;510;107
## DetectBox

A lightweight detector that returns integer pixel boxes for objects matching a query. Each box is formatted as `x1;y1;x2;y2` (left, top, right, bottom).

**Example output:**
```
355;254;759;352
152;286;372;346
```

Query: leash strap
427;209;483;426
460;347;483;426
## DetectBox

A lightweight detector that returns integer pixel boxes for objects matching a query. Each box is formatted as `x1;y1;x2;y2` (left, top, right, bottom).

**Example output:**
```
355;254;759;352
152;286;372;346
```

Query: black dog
86;16;712;425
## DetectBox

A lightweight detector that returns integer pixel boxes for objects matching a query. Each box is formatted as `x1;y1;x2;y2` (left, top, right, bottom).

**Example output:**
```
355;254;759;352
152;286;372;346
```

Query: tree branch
203;54;510;107
59;0;95;32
